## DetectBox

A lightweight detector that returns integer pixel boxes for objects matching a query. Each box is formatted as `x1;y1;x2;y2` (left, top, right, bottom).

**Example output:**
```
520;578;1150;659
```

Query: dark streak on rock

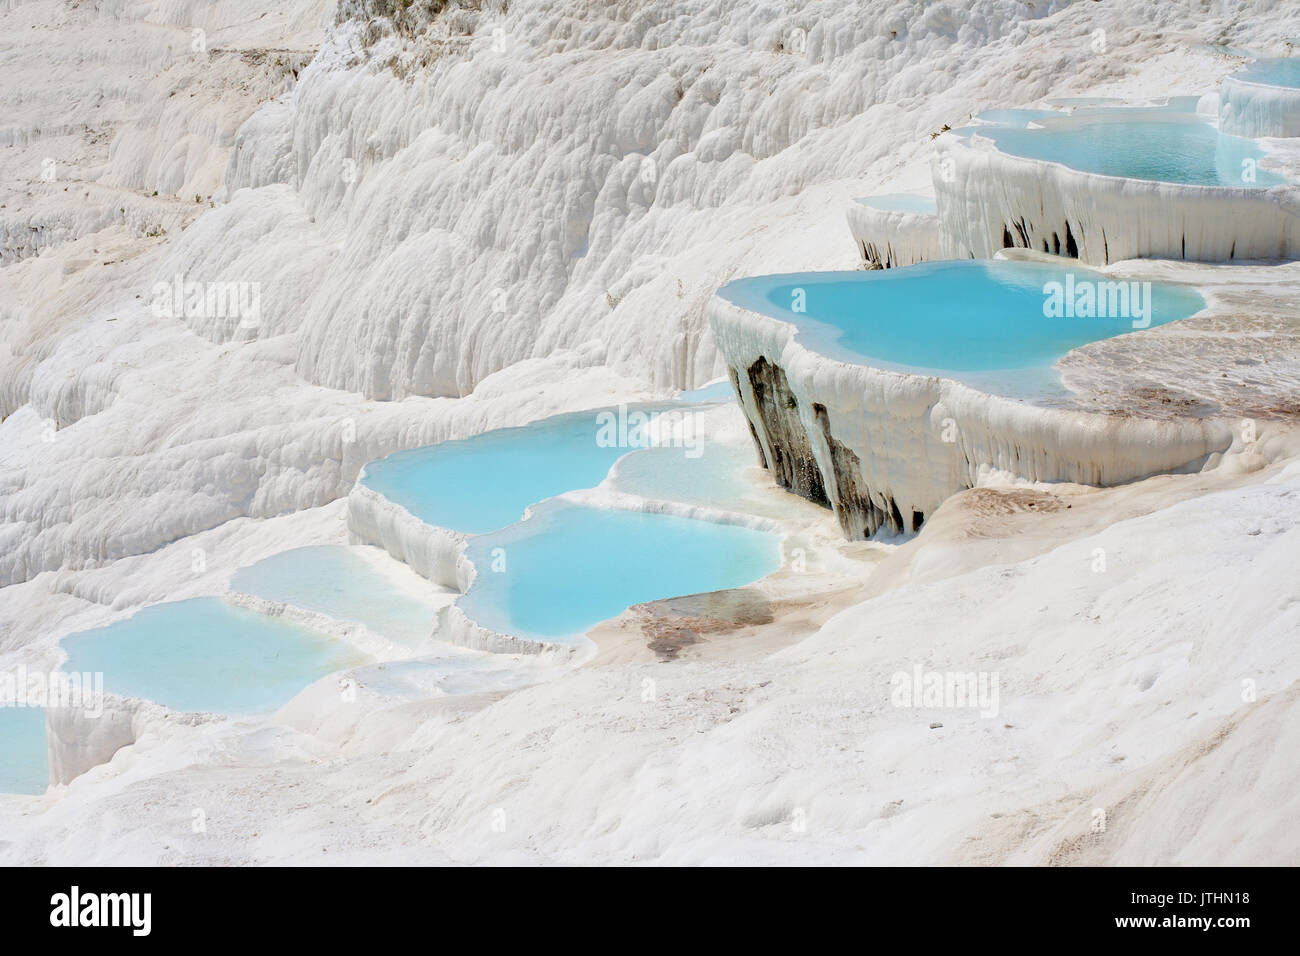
745;357;828;507
739;357;926;540
812;403;895;538
1014;217;1031;247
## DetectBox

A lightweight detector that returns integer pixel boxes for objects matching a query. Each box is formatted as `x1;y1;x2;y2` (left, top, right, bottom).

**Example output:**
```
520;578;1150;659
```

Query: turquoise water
61;598;361;714
974;101;1201;129
976;117;1285;187
1234;58;1300;88
1042;97;1200;113
855;194;938;214
974;108;1061;127
676;380;736;403
1159;95;1206;113
459;504;782;640
0;707;47;795
611;442;764;513
1044;97;1124;107
361;409;661;534
717;261;1205;375
230;546;439;647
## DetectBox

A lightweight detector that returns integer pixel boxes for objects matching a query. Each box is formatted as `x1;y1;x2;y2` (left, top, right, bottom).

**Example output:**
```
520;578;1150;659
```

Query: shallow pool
676;380;737;403
610;442;764;513
61;598;362;714
360;409;662;535
973;116;1285;187
855;194;939;214
0;707;47;795
1043;96;1125;108
231;546;439;647
973;108;1061;127
1232;58;1300;89
458;503;782;641
716;260;1206;377
1042;97;1202;113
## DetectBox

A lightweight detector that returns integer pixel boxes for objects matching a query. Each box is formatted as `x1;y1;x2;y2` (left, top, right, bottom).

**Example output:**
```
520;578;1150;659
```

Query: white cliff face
219;0;1099;400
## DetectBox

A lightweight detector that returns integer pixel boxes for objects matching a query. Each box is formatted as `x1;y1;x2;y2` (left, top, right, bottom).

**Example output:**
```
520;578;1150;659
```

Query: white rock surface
2;0;1300;865
845;200;943;268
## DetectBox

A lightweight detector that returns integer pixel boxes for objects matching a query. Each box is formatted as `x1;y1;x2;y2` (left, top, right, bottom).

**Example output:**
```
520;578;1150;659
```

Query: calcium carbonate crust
709;294;1237;539
933;126;1300;265
350;467;787;655
845;201;943;268
1220;70;1300;139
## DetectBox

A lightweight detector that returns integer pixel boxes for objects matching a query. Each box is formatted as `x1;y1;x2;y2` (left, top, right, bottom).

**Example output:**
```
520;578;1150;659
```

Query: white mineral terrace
845;196;943;269
3;0;1300;868
932;119;1300;266
709;249;1300;539
1220;59;1300;139
715;306;1213;540
846;101;1300;269
346;404;821;655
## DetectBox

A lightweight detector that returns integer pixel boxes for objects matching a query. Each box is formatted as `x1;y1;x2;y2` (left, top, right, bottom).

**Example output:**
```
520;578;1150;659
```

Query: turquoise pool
1232;58;1300;89
1221;58;1300;138
0;706;47;795
360;409;662;535
973;117;1286;187
716;260;1206;376
1044;97;1125;107
231;546;439;647
61;598;361;714
676;380;736;403
973;108;1061;127
458;504;782;641
610;442;763;513
855;194;939;214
